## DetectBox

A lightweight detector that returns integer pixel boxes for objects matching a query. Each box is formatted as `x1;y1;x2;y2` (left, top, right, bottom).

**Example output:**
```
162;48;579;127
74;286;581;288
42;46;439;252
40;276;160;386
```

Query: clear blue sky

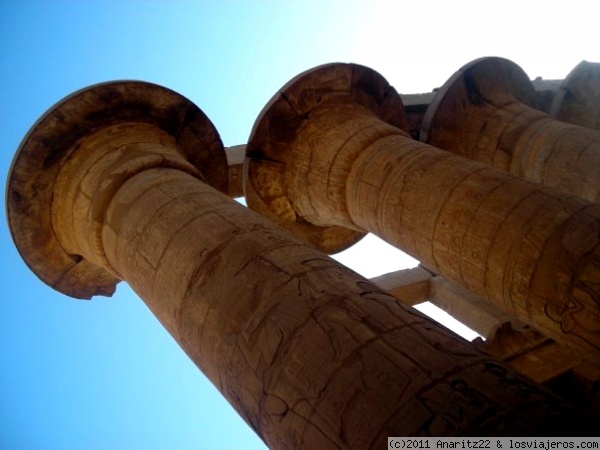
1;1;598;449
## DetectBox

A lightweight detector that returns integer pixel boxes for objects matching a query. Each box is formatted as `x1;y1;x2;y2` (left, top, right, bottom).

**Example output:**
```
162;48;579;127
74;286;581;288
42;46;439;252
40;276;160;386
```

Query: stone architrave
420;57;600;203
245;63;600;362
6;81;595;447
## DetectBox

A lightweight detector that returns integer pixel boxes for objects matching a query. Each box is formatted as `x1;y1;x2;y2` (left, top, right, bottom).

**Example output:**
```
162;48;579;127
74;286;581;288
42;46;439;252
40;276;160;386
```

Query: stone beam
371;270;549;361
473;322;549;362
378;272;595;404
370;265;433;306
507;342;583;385
225;144;246;198
9;81;596;444
568;361;600;413
371;267;517;340
373;268;597;408
245;62;600;362
421;57;600;203
428;276;514;339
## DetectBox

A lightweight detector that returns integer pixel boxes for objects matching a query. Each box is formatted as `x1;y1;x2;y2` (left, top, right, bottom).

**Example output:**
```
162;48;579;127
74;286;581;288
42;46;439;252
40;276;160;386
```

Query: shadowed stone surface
421;57;600;203
6;80;596;447
550;61;600;130
246;63;600;362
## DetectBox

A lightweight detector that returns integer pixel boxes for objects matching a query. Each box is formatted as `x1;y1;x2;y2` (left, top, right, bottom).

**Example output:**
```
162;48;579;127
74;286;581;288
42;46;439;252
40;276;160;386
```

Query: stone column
420;57;600;203
549;60;600;131
7;81;595;446
245;63;600;362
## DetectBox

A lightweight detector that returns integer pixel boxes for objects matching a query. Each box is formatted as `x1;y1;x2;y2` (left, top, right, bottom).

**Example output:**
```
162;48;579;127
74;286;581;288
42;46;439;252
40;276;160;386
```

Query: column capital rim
550;60;600;126
245;62;407;253
420;56;537;144
6;80;226;299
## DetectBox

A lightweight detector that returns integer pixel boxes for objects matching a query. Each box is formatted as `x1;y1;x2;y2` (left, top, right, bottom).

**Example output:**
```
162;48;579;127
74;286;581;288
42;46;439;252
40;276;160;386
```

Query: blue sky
1;1;599;449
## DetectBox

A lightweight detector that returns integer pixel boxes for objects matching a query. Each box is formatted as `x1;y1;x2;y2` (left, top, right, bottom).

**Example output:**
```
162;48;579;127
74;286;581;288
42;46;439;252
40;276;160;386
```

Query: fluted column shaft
281;98;600;362
46;120;592;446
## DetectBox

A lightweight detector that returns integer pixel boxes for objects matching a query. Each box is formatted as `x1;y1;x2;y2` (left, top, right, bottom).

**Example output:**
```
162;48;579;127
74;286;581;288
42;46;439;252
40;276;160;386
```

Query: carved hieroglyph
421;57;600;203
6;81;595;447
245;63;600;362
